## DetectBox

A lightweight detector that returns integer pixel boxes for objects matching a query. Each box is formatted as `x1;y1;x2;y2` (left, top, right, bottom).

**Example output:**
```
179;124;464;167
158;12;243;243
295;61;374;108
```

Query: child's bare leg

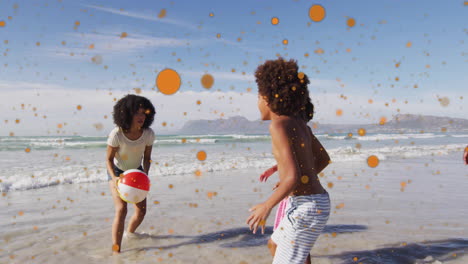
127;198;146;233
267;238;277;256
109;181;127;253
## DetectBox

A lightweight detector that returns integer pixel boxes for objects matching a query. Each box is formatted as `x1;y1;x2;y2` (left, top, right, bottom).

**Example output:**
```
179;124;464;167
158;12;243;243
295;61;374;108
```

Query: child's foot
112;244;120;255
124;231;149;239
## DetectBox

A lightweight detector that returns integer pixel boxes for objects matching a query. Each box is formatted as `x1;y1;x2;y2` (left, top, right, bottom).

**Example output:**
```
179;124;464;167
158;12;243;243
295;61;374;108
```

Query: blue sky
0;0;467;135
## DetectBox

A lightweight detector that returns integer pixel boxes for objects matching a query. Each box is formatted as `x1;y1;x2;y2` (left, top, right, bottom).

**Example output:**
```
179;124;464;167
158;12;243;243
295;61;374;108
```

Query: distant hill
177;114;468;135
178;116;270;134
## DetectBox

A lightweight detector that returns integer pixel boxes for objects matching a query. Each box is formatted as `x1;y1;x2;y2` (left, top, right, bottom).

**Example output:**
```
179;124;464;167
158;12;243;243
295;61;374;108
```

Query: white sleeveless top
107;127;155;171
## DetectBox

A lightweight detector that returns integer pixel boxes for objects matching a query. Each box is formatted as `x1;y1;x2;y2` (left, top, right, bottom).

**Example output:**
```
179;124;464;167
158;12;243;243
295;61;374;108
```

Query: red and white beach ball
117;169;150;204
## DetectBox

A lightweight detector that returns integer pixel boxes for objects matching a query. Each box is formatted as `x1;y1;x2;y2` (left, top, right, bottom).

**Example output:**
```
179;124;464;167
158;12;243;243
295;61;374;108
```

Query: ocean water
0;132;466;192
1;132;468;263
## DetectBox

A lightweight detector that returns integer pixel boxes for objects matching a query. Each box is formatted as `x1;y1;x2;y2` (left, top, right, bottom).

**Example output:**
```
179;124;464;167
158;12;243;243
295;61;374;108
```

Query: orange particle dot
168;229;174;234
209;12;214;17
298;72;305;79
15;119;20;124
91;55;103;65
332;232;337;237
168;184;173;189
195;170;202;177
309;5;326;22
88;44;94;49
25;148;31;153
74;21;80;26
282;39;288;45
120;32;128;38
216;33;221;38
271;17;279;25
112;244;120;252
367;155;379;168
0;21;6;27
33;226;38;230
207;192;214;199
336;109;343;116
368;99;373;104
158;9;167;19
196;100;201;105
36;42;41;46
353;257;358;261
438;97;450;107
301;175;309;184
156;69;181;95
153;200;160;205
197;150;207;161
336;203;345;209
315;48;325;54
379;117;387;125
400;181;407;188
358;128;366;136
18;211;24;216
201;74;214;89
347;17;356;27
406;41;412;48
327;182;334;188
76;105;82;110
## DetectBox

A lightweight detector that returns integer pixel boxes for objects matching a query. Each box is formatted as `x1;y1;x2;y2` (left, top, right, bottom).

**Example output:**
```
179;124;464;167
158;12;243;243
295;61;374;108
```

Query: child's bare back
271;116;328;196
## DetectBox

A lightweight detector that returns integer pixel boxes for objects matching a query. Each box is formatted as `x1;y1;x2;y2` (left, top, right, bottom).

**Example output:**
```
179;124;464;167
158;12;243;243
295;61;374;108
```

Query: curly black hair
255;58;314;122
112;94;156;131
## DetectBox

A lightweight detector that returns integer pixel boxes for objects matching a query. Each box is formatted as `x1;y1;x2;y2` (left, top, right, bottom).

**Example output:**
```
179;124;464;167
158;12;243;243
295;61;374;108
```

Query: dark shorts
107;164;143;181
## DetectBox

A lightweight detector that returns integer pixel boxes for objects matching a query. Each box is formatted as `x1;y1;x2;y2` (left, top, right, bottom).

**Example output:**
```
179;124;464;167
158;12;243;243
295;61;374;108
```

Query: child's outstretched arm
247;120;299;234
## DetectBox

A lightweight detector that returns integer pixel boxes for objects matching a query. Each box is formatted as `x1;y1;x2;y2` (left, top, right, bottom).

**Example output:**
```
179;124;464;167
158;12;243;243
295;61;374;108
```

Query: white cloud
0;81;465;136
0;81;64;91
84;4;197;30
44;32;194;60
182;71;255;82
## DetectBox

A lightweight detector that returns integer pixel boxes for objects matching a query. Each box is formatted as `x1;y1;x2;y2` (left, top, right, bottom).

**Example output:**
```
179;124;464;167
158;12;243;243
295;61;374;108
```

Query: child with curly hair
106;94;156;254
246;58;331;264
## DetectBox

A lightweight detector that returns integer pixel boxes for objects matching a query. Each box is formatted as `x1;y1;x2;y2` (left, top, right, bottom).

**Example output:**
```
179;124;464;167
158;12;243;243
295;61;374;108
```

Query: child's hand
259;166;277;182
246;203;272;234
